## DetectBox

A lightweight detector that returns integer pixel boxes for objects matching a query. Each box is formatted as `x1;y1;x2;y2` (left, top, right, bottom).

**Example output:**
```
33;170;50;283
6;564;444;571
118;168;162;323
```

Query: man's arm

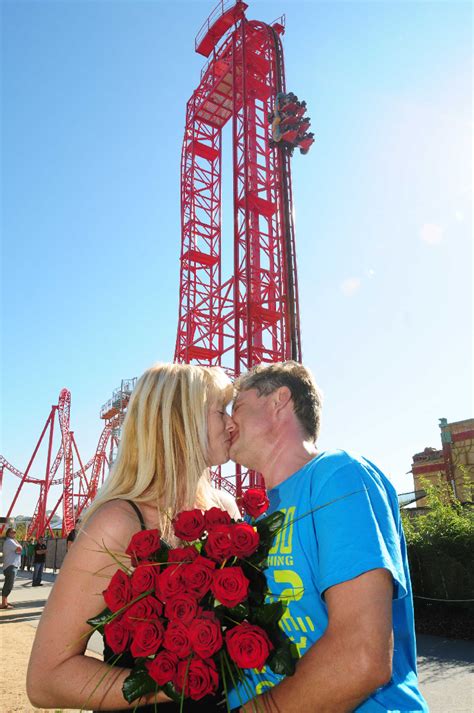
241;568;394;713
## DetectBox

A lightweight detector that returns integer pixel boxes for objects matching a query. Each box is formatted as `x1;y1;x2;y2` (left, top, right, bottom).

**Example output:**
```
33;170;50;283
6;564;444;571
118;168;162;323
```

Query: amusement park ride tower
0;0;313;537
175;0;313;494
175;0;311;370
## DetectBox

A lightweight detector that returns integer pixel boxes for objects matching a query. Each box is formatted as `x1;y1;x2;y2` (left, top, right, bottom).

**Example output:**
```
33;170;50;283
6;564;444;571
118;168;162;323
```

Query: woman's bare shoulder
78;499;143;554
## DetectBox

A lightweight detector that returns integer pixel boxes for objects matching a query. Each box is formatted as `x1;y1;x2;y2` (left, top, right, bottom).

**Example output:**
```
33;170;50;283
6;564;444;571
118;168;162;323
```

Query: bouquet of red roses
87;489;298;710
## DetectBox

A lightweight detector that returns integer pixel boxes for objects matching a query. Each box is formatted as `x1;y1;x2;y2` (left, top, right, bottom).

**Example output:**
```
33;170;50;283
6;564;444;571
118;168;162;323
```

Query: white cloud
454;211;464;222
340;277;361;297
420;223;443;245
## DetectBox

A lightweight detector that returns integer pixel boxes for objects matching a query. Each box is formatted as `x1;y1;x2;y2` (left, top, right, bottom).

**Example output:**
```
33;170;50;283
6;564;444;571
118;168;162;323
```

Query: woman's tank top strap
124;499;146;530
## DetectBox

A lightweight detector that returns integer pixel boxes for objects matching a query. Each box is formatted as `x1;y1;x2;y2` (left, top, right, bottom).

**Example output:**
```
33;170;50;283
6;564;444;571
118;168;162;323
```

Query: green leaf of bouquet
162;681;181;703
267;638;298;676
250;601;285;628
255;511;285;546
122;663;156;704
86;607;112;631
154;540;171;563
242;568;267;606
215;601;249;622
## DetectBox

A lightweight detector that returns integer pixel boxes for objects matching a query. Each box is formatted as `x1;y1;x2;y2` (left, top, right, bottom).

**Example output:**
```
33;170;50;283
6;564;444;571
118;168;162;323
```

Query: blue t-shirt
228;450;428;712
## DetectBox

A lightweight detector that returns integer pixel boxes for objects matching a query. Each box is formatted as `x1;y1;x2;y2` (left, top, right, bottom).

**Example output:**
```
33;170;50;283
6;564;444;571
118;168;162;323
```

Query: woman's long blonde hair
83;362;233;541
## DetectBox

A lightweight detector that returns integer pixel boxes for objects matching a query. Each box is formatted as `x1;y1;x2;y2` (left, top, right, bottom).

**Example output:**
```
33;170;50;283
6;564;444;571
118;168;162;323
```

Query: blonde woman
27;363;239;712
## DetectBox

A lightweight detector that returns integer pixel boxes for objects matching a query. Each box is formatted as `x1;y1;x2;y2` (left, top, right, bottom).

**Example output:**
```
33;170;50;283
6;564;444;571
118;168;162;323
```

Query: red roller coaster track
1;1;313;537
1;390;111;538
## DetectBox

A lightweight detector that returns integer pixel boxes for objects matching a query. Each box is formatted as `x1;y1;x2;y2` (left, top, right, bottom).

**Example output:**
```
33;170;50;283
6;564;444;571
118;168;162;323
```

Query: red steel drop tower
175;1;310;496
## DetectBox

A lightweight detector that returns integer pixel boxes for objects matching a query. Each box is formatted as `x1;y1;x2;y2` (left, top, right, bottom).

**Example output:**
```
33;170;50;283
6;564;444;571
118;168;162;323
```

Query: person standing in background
1;528;22;608
32;536;47;587
21;540;28;569
27;539;35;571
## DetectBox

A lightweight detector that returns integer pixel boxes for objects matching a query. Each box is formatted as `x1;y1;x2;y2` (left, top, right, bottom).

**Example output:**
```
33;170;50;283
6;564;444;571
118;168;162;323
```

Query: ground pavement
1;569;473;712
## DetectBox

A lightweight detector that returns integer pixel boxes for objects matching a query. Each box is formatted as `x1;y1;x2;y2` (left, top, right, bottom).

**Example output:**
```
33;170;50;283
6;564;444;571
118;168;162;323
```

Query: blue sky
2;0;472;517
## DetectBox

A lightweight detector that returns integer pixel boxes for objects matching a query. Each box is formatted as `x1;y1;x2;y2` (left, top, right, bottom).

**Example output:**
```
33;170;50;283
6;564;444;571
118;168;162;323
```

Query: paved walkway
2;568;103;652
1;569;473;711
417;633;473;712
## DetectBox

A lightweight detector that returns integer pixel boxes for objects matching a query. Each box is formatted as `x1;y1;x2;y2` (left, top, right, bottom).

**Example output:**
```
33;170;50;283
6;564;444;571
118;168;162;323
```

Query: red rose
125;528;162;565
104;616;130;654
175;657;219;701
204;526;232;563
131;562;159;597
147;650;179;686
103;569;132;612
130;619;164;658
156;564;186;602
164;593;199;626
242;488;269;519
122;594;163;629
163;620;192;658
181;556;216;599
204;507;232;528
172;509;205;541
225;622;274;670
168;546;199;564
189;613;223;658
211;567;249;608
230;522;260;558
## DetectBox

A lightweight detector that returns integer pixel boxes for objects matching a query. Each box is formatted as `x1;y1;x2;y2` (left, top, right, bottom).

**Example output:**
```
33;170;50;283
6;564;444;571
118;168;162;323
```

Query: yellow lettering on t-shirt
293;634;308;656
274;569;304;603
256;680;275;695
297;616;308;632
280;506;295;554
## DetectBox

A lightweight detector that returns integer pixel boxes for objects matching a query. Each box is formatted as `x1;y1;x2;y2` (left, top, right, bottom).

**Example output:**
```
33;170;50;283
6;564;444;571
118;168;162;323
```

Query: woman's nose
225;415;235;431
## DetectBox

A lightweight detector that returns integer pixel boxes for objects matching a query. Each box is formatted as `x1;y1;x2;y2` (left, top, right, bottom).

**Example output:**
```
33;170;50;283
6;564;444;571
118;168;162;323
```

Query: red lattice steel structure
175;1;305;496
0;379;136;538
0;390;112;538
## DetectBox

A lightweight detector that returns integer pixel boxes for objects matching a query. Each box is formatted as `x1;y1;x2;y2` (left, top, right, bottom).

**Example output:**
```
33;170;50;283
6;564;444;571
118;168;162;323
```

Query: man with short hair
1;528;22;609
227;361;427;713
32;536;47;587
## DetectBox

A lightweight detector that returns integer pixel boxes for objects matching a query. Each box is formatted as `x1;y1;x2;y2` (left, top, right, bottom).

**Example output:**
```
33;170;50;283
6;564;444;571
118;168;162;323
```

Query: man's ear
273;386;292;413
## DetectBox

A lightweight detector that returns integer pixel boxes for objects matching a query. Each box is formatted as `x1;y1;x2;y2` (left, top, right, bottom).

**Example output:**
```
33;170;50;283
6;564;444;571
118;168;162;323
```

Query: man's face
229;388;274;469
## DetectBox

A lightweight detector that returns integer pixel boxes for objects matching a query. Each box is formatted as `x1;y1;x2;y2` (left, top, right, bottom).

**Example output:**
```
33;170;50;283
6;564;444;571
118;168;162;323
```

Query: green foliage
255;511;286;547
215;601;249;622
402;477;474;602
250;601;286;629
122;661;156;704
13;523;28;540
267;636;298;676
86;607;112;634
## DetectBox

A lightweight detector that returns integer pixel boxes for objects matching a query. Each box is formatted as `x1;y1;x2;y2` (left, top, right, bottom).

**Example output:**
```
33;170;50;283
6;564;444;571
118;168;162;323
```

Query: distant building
412;418;474;507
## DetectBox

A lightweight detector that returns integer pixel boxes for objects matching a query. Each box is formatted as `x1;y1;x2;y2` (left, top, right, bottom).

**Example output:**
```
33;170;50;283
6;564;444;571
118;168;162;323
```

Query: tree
402;473;473;603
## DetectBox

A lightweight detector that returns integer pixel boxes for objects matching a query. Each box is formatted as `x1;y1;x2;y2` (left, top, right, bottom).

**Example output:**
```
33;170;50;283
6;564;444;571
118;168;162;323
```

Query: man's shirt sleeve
313;460;408;599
